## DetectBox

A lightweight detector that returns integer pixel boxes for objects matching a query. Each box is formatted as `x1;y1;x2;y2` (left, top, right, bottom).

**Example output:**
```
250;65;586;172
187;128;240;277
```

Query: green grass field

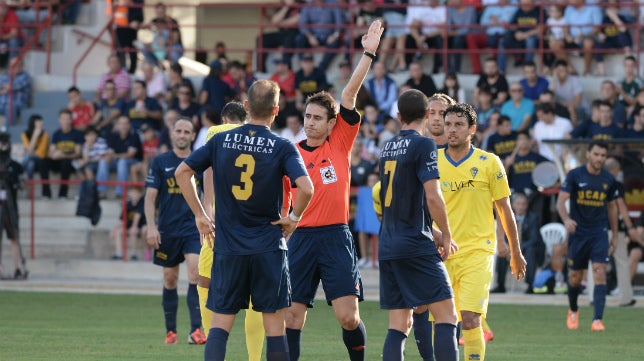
0;291;640;361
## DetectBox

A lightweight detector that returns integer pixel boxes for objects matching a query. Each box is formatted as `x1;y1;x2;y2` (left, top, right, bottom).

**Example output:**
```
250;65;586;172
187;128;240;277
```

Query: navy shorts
207;250;291;314
288;224;364;307
379;254;454;310
567;229;609;270
153;234;201;268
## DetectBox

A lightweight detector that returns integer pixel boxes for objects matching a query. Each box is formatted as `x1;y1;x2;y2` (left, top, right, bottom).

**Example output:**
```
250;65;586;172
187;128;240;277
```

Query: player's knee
337;312;360;330
285;306;306;329
568;271;582;286
460;312;481;330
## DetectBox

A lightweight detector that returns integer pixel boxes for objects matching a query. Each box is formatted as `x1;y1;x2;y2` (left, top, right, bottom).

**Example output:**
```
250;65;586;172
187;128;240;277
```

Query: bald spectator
500;82;534;131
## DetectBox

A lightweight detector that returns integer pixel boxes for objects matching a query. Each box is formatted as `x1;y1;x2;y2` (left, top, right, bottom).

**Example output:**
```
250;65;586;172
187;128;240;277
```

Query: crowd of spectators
2;1;643;280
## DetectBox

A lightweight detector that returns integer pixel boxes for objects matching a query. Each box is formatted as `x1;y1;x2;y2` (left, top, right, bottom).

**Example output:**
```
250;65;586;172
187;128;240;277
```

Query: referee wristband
363;50;376;60
289;212;302;222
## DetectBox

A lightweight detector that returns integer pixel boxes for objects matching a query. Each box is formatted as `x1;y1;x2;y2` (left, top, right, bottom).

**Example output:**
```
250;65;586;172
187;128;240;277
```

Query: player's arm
608;199;619;255
617;196;639;241
494;196;527;280
175;162;215;246
202;167;214;220
340;20;384;110
556;190;577;233
144;187;160;249
423;179;457;260
272;175;314;239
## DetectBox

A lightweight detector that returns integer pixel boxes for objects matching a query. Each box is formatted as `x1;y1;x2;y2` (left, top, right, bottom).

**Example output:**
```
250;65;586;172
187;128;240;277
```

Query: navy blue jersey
486;131;518;159
145;150;199;238
51;128;84;154
508;151;549;192
378;130;440;260
570;121;624;140
107;131;143;160
561;166;618;230
184;123;308;255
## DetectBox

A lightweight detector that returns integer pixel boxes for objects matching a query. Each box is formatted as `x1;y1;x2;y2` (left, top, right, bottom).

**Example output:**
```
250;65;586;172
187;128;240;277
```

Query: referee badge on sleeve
320;165;338;184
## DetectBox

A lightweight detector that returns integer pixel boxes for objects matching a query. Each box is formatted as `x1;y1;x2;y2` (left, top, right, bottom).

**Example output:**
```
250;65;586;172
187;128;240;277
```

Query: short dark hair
597;99;612;109
305;91;337;121
59;108;72;117
67;86;80;94
84;126;99;136
624;55;637;63
170;62;183;75
588;140;608;152
591;98;604;109
523;60;537;68
554;59;568;68
221;101;247;123
134;79;147;89
444;103;477;127
536;102;554;114
397;89;428;124
477;85;492;96
497;114;511;126
202;107;222;125
517;130;530;138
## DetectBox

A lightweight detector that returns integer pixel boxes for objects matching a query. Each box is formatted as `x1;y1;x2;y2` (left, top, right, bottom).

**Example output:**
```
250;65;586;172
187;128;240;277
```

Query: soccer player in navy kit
175;79;314;361
379;89;459;361
144;118;206;345
557;140;619;332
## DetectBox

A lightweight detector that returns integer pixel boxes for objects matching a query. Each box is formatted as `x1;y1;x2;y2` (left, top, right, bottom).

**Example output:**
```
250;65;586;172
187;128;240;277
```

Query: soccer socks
593;285;607;320
382;329;407;361
342;320;367;361
162;287;178;333
245;308;265;361
204;327;228;361
568;285;582;312
187;284;201;332
266;335;290;361
412;310;434;361
462;327;485;361
197;285;212;337
286;328;301;361
433;323;458;361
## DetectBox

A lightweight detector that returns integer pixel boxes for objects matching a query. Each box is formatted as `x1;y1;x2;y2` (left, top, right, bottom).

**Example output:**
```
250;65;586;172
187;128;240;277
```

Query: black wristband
363;50;376;60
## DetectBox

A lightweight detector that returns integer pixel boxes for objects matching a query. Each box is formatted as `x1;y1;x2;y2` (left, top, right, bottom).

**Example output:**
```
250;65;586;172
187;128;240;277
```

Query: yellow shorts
444;251;494;317
198;242;213;279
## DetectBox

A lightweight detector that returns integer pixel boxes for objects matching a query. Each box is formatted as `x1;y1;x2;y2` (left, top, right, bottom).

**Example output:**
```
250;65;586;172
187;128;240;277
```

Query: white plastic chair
540;222;567;260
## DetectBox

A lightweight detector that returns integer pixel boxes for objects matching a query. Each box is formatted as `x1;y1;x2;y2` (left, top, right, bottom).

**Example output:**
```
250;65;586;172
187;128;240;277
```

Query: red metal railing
61;2;642;79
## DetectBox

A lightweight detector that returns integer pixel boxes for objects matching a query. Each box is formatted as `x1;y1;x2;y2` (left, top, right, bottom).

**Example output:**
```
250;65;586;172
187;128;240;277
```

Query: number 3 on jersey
232;154;255;200
383;160;396;207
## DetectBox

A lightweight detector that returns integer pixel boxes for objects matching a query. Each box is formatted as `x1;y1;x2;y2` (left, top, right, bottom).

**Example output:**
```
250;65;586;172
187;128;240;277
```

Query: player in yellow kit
438;103;526;361
197;102;264;361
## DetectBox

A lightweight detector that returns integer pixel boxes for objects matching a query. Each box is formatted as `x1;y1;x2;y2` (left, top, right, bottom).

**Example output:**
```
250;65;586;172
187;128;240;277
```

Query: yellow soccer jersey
199;123;241;278
437;147;511;258
372;181;382;217
205;123;240;142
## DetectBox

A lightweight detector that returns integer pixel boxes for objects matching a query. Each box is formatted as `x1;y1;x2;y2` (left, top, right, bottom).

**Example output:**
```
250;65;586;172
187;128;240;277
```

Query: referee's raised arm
340;20;384;111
